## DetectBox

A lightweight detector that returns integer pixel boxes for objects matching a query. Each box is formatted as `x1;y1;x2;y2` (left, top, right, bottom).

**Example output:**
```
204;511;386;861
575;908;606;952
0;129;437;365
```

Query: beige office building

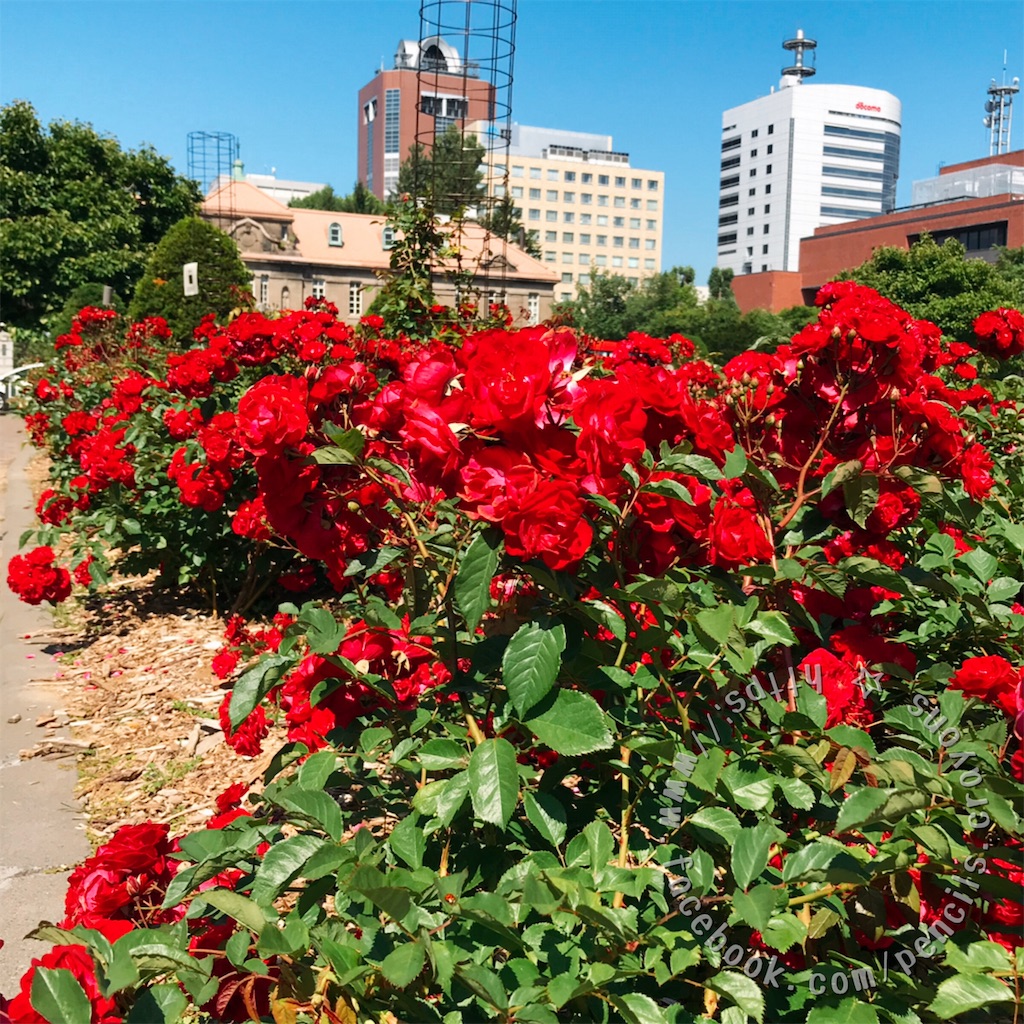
471;122;666;302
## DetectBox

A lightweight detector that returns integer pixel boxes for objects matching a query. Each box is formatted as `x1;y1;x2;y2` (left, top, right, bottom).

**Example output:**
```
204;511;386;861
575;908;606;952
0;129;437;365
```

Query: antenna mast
984;55;1020;155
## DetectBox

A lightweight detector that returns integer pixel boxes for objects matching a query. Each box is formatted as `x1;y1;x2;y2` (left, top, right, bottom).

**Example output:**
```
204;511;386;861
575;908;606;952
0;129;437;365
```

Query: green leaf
641;477;695;505
200;889;269;934
250;834;328;904
732;884;777;931
723;446;748;478
807;999;879;1024
837;788;931;832
227;653;291;729
31;968;91;1024
302;606;345;655
297;750;338;790
455;530;501;632
777;776;816;810
748;610;797;646
609;992;671;1024
348;865;412;921
277;789;343;842
760;913;807;953
835;788;891;833
695;604;735;646
468;738;519;829
417;738;468;770
381;941;426;987
929;974;1014;1019
524;689;613;755
389;814;426;870
843;471;879;530
502;622;565;717
523;791;567;849
959;547;998;583
707;970;765;1024
732;823;774;890
125;983;189;1024
688;806;741;845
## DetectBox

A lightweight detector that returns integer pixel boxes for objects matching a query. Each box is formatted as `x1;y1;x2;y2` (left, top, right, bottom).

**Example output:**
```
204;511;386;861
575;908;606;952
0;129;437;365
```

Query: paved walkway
0;414;89;997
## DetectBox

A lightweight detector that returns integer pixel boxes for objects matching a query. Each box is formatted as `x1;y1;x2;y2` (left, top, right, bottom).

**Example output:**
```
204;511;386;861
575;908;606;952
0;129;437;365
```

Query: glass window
766;164;772;174
564;171;576;182
644;258;655;269
767;124;774;134
764;204;770;213
747;227;754;235
511;186;523;198
615;176;626;187
646;219;656;230
763;224;770;234
578;274;590;285
598;195;609;206
563;212;574;223
767;144;773;155
613;216;624;227
751;128;759;138
527;292;539;324
530;167;541;178
560;291;571;301
529;209;541;220
598;174;609;185
547;168;558;180
765;184;771;194
545;210;557;221
647;179;658;191
582;173;592;183
630;198;640;209
597;215;608;226
328;222;343;246
562;252;573;263
614;196;625;208
748;188;755;196
631;177;642;188
348;282;362;316
581;193;592;204
613;236;623;247
259;274;269;306
529;187;541;199
561;272;573;282
546;189;558;201
562;232;574;242
564;192;575;203
580;213;592;225
494;184;506;198
545;230;557;241
749;168;757;177
750;149;757;158
629;217;640;229
579;233;591;244
762;244;768;254
629;238;639;249
628;257;639;268
512;165;524;176
646;200;657;210
762;264;768;272
311;278;326;299
612;256;623;267
579;253;590;265
747;207;754;215
595;254;607;266
645;238;655;249
544;251;556;261
597;234;607;245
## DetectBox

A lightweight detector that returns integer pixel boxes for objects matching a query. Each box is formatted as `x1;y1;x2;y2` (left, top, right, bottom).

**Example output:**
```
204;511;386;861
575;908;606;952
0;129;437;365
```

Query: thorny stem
613;746;633;909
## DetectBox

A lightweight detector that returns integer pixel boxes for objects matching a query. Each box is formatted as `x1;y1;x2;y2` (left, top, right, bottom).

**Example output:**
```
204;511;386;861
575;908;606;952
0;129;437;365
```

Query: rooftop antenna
781;28;817;87
983;51;1019;155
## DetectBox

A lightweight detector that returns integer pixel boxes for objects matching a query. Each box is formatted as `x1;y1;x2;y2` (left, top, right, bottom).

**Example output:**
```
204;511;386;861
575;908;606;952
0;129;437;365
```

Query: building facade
731;150;1024;313
357;37;495;201
471;122;666;302
718;30;901;277
201;181;558;326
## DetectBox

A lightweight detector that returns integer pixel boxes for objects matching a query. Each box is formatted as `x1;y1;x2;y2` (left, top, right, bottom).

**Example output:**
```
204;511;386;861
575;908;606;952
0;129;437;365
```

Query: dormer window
382;227;395;250
328;222;343;247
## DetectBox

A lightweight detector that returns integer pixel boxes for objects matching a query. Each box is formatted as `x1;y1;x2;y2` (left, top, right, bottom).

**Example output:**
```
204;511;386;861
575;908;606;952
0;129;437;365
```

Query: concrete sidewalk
0;414;89;997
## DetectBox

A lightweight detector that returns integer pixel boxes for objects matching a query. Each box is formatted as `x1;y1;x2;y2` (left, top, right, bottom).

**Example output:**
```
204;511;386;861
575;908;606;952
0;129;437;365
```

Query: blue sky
2;0;1021;281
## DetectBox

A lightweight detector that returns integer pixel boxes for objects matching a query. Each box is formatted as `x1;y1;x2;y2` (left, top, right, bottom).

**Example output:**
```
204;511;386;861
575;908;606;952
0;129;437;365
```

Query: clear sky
2;0;1022;281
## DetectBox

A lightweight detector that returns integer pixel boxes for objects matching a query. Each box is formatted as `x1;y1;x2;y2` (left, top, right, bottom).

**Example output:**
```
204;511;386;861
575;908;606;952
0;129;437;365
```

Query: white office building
717;30;901;275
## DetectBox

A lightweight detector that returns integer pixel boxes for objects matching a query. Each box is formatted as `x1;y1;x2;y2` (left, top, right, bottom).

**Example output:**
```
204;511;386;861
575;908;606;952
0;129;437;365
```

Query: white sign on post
183;262;199;297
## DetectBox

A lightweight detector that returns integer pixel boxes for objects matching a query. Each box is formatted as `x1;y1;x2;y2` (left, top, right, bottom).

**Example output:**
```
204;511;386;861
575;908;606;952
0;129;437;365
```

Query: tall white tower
717;30;901;276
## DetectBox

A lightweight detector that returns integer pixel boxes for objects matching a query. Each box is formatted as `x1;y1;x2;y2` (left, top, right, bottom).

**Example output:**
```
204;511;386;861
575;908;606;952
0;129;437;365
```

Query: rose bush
3;286;1024;1023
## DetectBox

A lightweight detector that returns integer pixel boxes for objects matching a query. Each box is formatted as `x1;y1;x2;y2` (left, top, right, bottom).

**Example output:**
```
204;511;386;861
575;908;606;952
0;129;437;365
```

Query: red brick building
733;151;1024;312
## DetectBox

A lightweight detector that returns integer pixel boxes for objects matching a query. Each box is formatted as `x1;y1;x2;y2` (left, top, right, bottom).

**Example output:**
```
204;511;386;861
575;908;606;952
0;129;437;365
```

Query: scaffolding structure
412;0;518;310
187;131;239;222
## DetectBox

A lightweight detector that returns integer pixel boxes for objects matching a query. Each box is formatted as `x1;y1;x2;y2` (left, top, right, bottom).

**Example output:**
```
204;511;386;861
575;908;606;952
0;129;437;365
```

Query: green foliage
288;181;385;214
708;265;736;301
128;217;251;343
479;194;542;258
840;236;1024;340
0;100;200;330
395;127;486;213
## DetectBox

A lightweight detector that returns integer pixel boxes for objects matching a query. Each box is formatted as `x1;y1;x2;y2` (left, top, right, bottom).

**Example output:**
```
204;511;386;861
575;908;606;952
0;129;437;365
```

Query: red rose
502;479;593;571
973;308;1024;359
7;943;123;1024
7;547;72;605
236;375;309;456
950;655;1021;717
707;495;774;569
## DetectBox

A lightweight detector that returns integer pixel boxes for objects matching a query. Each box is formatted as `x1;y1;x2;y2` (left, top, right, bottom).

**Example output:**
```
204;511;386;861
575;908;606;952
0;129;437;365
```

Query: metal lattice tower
984;68;1020;156
781;28;817;84
187;131;240;224
412;0;517;306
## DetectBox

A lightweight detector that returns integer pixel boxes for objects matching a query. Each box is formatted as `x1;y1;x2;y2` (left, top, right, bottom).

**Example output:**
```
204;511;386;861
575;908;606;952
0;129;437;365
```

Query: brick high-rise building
357;36;496;201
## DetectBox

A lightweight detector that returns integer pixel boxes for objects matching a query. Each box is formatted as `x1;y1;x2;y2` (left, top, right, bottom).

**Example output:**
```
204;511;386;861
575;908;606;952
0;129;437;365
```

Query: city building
201;180;558;325
357;36;496;201
717;29;901;277
470;122;666;302
212;161;327;205
731;149;1024;313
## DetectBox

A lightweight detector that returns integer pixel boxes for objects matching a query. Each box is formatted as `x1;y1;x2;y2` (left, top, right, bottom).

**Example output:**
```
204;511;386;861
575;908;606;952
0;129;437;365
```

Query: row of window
546;253;654;270
721;124;775;150
261;277;365;316
508;187;660;209
822;164;885;182
543;229;657;243
527;206;658;223
510;166;659;190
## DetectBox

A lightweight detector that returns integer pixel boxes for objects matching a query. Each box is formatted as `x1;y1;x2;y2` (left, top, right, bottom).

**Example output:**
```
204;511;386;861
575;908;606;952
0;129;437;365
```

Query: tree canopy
0;100;200;330
128;217;251;344
395;127;485;214
840;236;1024;340
288;181;385;214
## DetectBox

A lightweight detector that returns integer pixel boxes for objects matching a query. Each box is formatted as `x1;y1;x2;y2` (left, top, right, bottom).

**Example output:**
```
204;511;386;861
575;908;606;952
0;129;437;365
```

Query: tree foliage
0;100;200;330
49;283;125;340
478;194;542;258
840;236;1024;340
288;181;385;214
128;217;251;343
395;127;485;213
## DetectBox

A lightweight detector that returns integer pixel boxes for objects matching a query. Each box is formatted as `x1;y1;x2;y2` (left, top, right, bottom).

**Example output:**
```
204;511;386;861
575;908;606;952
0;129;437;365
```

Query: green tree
128;217;251;344
0;100;200;330
289;181;385;214
50;282;125;339
707;265;736;301
478;194;541;258
840;235;1024;340
395;127;485;214
561;272;635;339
